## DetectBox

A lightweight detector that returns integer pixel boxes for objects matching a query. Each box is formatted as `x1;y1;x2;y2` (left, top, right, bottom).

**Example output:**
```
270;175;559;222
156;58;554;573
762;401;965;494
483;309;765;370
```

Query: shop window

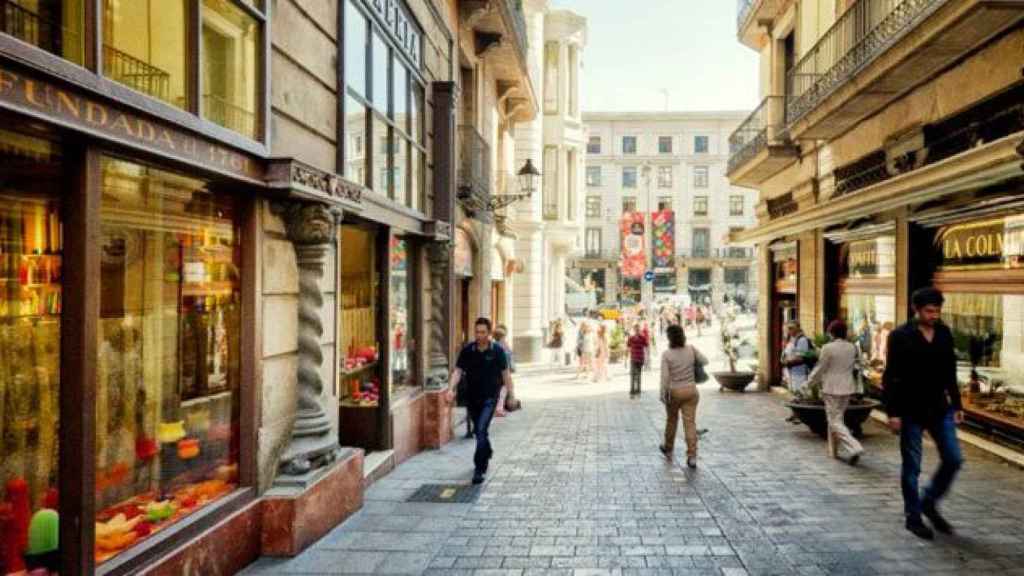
371;31;388;113
344;95;368;186
0;0;85;63
390;236;417;397
339;226;381;410
0;129;63;574
102;0;188;107
201;0;260;139
411;84;424;145
344;0;367;97
393;56;408;125
94;157;241;565
371;115;389;196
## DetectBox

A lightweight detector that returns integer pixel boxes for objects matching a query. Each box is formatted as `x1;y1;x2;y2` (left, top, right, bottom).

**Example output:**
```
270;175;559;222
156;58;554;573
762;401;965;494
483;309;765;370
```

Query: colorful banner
620;212;645;279
652;210;674;268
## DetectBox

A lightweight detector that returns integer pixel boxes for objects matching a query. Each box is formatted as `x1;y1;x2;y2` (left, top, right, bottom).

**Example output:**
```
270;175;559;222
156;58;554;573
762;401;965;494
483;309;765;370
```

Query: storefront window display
338;226;381;410
0;129;63;575
94;157;241;564
390;236;417;397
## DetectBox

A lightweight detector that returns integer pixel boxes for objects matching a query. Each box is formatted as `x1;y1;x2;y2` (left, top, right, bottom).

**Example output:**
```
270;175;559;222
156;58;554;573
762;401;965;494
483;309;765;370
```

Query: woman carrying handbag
659;324;708;468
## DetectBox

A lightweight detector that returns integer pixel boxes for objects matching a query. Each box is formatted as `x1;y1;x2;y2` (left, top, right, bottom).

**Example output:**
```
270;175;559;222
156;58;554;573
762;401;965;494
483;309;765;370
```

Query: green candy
27;509;59;555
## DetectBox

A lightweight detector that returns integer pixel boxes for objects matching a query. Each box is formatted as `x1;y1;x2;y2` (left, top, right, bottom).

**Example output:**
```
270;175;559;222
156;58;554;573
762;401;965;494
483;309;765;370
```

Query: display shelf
340;361;379;379
180;389;233;409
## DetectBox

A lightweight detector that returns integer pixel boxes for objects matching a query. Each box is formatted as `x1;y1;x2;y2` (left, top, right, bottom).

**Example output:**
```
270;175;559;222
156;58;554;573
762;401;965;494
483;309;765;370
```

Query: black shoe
905;517;934;540
659;445;672;459
848;452;861;467
472;471;485;485
922;501;954;535
464;429;474;439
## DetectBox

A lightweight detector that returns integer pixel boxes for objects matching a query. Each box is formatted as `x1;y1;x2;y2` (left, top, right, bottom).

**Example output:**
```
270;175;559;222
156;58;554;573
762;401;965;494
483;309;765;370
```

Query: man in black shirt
447;317;511;484
883;287;964;540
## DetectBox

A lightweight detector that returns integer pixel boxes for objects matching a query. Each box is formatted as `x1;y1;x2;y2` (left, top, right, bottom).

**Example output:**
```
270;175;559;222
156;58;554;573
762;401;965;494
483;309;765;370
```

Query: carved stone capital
273;201;342;246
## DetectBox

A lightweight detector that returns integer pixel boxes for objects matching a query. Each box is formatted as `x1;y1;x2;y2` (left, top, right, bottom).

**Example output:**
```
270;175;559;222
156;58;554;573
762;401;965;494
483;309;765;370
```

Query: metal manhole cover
406;484;481;503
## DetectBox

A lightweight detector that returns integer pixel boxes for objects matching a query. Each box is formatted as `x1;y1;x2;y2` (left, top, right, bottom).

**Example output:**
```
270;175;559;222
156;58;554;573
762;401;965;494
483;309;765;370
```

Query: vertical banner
652;210;674;268
620;212;645;278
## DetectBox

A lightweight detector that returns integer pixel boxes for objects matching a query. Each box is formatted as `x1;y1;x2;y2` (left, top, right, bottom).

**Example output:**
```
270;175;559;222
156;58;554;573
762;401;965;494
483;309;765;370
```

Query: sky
549;0;760;113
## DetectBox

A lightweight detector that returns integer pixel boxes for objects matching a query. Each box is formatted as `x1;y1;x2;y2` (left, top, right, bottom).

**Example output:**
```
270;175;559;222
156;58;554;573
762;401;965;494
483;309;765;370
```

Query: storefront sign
936;219;1011;270
0;64;263;182
366;0;421;68
620;212;645;279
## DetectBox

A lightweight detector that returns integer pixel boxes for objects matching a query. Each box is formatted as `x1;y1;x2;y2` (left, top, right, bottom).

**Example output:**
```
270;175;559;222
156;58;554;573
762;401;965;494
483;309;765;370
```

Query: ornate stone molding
425;241;452;391
267;158;364;209
273;201;343;478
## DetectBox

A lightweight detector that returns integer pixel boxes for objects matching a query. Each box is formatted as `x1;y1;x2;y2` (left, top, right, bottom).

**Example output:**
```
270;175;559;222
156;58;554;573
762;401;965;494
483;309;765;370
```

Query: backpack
799;335;818;369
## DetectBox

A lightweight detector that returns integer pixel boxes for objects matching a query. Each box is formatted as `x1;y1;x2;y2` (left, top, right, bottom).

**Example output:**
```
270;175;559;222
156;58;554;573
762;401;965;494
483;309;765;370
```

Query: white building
509;2;587;363
572;112;759;310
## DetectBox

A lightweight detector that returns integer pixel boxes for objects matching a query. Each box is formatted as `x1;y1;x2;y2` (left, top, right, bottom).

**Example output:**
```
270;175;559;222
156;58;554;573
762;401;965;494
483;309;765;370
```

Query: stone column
276;201;341;478
426;240;452;390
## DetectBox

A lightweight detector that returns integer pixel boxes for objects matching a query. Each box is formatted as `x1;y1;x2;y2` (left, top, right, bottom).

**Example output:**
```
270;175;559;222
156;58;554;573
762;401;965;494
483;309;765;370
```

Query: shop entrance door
772;295;797;387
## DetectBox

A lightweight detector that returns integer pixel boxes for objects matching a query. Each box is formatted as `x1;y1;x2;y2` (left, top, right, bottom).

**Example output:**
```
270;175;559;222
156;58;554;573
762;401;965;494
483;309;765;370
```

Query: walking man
883;287;964;539
627;323;648;398
447;317;511;485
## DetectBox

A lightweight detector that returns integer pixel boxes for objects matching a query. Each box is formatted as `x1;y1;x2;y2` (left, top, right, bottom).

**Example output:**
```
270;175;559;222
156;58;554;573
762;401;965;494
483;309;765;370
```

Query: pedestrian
493;324;520;414
547;319;565;366
695;307;705;336
806;320;864;465
883;287;964;540
578;322;596;379
641;321;653;372
593;323;609;382
627;323;647;397
446;317;511;485
781;320;814;407
659;324;707;468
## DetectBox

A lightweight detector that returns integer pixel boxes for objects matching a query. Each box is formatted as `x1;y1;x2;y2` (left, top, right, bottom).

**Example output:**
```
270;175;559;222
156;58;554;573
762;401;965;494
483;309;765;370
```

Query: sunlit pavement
242;326;1024;576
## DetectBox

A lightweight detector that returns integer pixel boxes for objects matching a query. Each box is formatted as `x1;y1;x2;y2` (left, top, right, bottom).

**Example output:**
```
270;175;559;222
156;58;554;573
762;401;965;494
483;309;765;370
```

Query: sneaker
686;456;697;469
848;452;862;467
658;444;672;459
905;517;934;540
922;501;954;535
472;471;485;485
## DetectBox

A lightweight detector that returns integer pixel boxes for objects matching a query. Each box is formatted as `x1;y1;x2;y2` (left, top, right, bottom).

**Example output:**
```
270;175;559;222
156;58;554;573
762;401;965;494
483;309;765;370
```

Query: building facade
729;0;1024;450
509;2;587;362
0;0;526;573
573;112;759;310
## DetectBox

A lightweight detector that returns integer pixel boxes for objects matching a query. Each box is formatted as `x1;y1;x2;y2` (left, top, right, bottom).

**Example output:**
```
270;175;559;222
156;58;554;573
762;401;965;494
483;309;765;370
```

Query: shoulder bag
692;346;709;384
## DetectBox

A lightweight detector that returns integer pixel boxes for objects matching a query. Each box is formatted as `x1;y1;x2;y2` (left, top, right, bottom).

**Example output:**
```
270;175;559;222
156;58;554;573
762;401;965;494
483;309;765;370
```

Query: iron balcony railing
504;0;529;54
104;44;171;102
716;247;753;259
785;0;945;124
727;96;784;174
737;0;756;31
457;125;491;210
204;93;257;139
1;0;67;54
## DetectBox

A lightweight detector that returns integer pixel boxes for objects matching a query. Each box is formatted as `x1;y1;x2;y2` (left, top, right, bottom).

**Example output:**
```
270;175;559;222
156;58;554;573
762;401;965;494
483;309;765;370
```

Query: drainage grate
406;483;481;503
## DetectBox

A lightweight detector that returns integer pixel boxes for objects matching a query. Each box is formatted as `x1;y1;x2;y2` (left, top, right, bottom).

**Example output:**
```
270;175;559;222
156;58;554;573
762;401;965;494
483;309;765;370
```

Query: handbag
692;346;709;384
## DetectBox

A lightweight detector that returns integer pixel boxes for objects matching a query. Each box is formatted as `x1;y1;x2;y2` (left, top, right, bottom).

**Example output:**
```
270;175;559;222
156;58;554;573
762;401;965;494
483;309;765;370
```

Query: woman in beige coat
659;324;708;468
807;320;864;465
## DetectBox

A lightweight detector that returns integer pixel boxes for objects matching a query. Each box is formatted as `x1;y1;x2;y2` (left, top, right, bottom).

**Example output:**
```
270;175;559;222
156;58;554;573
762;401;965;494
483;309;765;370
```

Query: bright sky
549;0;760;113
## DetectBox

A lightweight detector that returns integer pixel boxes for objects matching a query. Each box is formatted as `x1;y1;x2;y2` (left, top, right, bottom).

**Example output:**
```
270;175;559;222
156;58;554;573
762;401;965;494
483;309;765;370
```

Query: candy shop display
339;226;382;409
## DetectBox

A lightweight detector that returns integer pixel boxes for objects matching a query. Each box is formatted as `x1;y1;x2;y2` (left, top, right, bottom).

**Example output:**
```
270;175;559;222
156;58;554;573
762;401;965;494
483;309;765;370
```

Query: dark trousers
630;360;643;396
468;398;497;473
900;410;963;519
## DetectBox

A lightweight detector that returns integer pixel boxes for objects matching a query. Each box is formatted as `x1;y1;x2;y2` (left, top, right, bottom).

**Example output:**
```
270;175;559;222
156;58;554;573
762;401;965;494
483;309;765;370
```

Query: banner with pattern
652;209;674;268
619;212;646;279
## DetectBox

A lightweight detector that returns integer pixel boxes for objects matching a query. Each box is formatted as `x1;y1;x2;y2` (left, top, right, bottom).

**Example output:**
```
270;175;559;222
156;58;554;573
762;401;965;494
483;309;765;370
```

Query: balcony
459;0;537;121
736;0;789;49
1;0;75;55
715;247;754;260
784;0;1024;141
104;44;171;102
726;96;798;187
204;94;257;140
456;125;491;218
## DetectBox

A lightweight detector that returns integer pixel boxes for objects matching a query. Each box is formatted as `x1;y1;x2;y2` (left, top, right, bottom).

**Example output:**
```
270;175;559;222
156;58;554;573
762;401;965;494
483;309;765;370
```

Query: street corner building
729;1;1024;448
0;0;542;573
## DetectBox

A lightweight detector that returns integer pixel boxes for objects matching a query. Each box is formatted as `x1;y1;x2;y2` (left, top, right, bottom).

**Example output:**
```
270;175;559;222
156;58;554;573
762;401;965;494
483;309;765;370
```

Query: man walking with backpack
883;287;964;540
781;321;814;422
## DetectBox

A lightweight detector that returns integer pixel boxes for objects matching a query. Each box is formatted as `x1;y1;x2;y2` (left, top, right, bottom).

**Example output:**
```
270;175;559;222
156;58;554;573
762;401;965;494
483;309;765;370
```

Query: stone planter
713;371;756;392
784;399;881;438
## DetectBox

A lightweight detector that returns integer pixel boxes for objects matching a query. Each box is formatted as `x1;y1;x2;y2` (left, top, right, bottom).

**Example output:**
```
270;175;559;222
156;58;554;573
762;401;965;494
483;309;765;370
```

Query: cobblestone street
243;330;1024;576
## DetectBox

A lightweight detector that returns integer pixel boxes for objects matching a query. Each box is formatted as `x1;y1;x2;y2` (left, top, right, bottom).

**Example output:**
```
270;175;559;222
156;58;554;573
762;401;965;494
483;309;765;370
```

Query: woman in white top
578;322;596;379
593;323;609;382
659;324;708;468
807;320;864;465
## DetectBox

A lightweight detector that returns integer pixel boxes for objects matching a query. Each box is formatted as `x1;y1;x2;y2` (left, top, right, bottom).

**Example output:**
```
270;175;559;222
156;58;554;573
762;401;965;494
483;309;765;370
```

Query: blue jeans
900;410;964;519
468;398;497;473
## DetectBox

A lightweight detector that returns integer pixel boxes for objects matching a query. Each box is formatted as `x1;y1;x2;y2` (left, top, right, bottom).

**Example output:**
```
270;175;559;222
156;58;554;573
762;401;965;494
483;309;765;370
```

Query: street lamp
486;158;540;211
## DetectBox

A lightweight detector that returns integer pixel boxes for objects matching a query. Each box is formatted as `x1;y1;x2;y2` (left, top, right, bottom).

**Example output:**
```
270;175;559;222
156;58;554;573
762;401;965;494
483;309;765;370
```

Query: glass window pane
95;158;241;565
0;130;63;568
371;114;389;195
389;236;416;397
1;0;85;63
201;0;260;139
102;0;187;107
411;84;424;145
392;57;407;128
344;95;368;186
409;148;423;213
344;0;367;97
371;32;388;112
339;225;380;410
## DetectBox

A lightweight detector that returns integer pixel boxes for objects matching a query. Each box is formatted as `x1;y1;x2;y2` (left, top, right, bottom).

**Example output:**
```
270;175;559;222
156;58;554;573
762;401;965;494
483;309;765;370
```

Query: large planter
713;371;756;392
785;398;881;438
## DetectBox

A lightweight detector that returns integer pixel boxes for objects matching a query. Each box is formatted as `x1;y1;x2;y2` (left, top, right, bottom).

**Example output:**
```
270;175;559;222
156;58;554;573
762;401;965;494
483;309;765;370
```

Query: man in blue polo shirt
447;317;511;484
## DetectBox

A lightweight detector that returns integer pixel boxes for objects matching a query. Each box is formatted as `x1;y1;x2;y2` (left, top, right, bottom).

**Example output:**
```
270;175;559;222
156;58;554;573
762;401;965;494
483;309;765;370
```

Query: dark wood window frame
55;143;261;576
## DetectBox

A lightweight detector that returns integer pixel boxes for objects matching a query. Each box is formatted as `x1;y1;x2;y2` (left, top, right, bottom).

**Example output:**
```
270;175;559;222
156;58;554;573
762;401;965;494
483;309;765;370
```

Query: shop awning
732;135;1024;244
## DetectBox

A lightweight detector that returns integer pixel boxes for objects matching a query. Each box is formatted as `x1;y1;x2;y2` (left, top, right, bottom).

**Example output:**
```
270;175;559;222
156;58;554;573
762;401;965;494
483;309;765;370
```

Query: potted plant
713;310;757;392
784;334;881;437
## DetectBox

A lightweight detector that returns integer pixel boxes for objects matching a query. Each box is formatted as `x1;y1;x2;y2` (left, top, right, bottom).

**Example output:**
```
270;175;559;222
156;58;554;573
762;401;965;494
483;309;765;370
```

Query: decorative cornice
267;158;364;209
424;220;453;243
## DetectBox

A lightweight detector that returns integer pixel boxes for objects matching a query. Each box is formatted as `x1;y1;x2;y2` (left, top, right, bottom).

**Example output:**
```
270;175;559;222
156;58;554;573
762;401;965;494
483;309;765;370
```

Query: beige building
730;1;1024;447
